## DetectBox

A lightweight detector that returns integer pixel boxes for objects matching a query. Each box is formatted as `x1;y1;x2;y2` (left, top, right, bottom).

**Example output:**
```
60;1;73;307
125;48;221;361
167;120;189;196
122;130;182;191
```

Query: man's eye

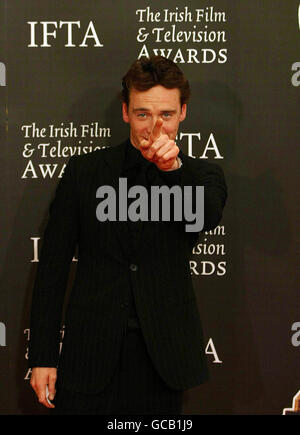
163;113;171;118
137;113;147;118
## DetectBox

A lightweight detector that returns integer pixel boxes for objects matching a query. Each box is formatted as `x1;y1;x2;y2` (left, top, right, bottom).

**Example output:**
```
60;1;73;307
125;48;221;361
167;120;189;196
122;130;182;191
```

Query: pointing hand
139;118;180;171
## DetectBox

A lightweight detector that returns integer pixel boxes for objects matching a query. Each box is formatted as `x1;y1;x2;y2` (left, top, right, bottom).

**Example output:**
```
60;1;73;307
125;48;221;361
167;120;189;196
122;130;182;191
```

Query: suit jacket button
130;264;138;272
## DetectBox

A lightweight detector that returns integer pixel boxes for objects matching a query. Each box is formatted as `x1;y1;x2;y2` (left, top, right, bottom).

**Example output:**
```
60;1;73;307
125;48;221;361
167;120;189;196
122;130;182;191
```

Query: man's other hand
30;367;57;408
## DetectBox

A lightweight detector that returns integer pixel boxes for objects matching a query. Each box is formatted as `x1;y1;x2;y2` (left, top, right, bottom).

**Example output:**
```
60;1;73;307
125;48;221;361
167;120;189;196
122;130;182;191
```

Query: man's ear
122;102;129;123
179;103;187;122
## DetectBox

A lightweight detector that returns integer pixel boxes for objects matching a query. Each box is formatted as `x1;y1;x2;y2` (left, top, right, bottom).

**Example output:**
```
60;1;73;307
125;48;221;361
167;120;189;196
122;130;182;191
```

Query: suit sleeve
180;156;228;233
28;156;79;368
148;153;227;236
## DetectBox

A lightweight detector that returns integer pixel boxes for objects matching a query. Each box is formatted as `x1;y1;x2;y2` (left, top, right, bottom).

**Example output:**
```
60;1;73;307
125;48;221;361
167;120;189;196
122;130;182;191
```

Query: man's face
122;85;187;148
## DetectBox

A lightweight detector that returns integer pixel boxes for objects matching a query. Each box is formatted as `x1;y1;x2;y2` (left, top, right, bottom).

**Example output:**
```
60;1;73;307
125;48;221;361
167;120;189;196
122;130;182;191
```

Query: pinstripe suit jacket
28;138;227;393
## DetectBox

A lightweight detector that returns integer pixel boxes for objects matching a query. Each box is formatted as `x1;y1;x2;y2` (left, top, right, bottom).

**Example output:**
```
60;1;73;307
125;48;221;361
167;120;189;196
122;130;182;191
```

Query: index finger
150;117;163;142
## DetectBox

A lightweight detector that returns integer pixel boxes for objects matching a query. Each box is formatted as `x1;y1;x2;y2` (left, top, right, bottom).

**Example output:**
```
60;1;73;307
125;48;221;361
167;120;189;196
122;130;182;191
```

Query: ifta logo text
27;21;104;47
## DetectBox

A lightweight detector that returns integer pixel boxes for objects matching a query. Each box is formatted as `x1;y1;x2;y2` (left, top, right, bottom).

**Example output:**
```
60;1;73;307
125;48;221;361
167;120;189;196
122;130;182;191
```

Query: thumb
48;374;57;401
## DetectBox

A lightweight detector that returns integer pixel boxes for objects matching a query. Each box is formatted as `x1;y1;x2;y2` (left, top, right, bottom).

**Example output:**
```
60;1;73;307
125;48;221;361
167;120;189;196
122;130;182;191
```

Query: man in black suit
29;56;227;414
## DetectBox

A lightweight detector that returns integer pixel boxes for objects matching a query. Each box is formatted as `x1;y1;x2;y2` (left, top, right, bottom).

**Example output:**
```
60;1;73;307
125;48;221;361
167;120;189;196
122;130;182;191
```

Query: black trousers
51;325;183;415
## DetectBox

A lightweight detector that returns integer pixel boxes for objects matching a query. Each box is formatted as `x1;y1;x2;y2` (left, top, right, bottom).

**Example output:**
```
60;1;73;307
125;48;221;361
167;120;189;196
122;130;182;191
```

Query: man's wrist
161;157;183;172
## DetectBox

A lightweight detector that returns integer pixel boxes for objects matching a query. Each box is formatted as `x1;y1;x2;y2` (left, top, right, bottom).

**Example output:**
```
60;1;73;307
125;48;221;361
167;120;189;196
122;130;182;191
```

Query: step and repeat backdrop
0;0;299;415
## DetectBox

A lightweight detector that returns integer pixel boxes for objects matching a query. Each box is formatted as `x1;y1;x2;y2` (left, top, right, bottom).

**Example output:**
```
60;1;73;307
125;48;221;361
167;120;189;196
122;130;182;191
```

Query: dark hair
121;56;190;107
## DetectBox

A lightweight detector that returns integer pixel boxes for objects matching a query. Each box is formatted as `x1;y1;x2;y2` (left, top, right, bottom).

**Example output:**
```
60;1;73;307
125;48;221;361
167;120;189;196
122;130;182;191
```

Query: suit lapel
100;140;185;263
100;140;129;263
101;139;153;262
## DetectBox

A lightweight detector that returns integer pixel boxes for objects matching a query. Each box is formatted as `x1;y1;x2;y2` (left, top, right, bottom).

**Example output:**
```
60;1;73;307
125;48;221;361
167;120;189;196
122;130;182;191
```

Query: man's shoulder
71;146;109;165
179;150;224;174
70;140;125;168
